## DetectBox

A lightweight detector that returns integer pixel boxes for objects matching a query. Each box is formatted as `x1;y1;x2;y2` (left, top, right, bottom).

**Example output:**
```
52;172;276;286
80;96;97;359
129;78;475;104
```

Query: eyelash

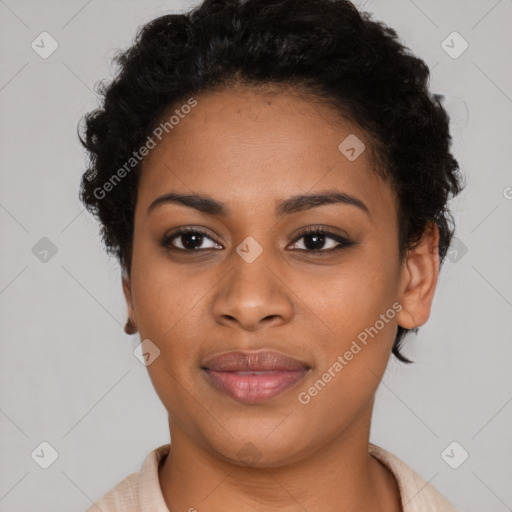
160;225;354;254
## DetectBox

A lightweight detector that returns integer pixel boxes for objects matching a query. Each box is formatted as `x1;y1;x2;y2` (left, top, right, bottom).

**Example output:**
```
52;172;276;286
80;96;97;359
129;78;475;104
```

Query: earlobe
396;222;440;330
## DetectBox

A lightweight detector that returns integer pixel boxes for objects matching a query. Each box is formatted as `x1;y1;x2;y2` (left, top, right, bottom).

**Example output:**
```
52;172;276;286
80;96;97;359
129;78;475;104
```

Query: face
123;85;439;467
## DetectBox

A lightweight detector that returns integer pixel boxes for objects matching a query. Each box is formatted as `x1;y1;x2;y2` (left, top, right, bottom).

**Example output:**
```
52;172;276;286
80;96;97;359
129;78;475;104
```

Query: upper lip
202;350;310;372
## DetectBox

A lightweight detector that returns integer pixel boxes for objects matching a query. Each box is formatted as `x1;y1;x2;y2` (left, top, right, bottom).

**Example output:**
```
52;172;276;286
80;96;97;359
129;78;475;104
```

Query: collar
135;443;457;511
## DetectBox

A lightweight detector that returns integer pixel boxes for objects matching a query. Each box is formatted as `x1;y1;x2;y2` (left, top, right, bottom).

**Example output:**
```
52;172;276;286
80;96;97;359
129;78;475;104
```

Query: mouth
201;350;310;404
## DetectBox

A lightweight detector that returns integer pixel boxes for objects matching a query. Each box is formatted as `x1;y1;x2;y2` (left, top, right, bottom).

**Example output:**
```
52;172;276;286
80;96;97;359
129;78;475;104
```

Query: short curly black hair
79;0;464;363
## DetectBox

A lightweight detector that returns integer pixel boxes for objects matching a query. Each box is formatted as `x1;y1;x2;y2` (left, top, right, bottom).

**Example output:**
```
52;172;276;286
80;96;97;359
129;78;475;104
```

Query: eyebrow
147;189;370;218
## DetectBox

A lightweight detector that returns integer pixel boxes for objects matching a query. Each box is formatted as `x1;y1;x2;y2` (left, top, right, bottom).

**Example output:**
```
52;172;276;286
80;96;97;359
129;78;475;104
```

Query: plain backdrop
1;0;511;511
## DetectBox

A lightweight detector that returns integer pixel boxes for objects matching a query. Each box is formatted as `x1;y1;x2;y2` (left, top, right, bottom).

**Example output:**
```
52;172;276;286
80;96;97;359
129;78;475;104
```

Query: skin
122;85;440;512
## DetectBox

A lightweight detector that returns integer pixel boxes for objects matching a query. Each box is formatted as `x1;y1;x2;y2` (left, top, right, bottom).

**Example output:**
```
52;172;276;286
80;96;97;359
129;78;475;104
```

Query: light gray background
1;0;511;511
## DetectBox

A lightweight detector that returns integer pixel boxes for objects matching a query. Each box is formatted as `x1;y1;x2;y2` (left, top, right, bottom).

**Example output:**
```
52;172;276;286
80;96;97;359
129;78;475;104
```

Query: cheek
129;263;203;399
316;251;400;334
132;272;210;359
130;261;207;408
295;273;399;436
307;241;401;385
130;236;205;331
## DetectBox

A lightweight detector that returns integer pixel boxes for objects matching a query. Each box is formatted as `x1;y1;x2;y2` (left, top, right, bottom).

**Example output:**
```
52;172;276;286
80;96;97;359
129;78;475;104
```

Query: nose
212;254;294;331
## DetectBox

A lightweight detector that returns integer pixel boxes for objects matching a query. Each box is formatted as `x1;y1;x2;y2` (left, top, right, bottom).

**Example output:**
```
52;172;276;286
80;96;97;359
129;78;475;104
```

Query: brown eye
161;228;222;251
289;227;354;252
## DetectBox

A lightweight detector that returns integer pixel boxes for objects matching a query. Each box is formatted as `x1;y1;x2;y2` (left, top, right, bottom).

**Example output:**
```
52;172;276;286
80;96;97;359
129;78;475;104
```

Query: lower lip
203;369;308;404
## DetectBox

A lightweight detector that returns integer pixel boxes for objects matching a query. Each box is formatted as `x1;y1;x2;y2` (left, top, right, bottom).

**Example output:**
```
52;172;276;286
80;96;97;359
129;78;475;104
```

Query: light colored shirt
85;443;458;511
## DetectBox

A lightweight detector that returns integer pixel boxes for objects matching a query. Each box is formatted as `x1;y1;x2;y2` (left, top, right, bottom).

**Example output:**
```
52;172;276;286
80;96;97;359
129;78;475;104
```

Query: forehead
136;86;394;220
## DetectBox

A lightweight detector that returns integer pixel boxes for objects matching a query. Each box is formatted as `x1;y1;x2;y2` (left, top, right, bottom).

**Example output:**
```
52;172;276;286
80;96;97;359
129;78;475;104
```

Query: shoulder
85;472;140;512
369;443;459;512
85;444;171;512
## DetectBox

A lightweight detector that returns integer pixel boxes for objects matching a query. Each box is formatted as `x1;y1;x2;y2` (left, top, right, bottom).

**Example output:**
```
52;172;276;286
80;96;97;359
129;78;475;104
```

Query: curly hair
79;0;464;363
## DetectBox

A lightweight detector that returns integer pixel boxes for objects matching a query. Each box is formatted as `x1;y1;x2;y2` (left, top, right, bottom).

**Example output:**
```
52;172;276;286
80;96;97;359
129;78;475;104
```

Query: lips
201;350;310;404
202;350;309;372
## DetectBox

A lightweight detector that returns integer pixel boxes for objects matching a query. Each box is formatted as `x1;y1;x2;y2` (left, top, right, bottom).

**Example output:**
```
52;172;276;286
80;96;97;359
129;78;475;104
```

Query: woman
80;0;464;510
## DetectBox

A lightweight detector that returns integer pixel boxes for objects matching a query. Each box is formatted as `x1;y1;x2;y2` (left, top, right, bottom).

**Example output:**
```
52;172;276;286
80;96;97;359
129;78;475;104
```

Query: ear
122;271;135;318
396;222;440;330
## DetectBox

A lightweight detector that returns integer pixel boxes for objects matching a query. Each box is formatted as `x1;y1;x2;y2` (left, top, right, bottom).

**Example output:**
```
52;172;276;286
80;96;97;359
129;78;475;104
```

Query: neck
158;402;402;512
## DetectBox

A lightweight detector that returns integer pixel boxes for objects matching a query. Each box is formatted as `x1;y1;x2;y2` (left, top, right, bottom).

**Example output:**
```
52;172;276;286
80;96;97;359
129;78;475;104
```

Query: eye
289;226;354;253
161;227;223;251
161;225;354;253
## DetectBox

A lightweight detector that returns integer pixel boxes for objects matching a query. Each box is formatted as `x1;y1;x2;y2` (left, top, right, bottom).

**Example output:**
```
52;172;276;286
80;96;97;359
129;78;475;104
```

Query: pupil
183;233;202;249
305;233;324;250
